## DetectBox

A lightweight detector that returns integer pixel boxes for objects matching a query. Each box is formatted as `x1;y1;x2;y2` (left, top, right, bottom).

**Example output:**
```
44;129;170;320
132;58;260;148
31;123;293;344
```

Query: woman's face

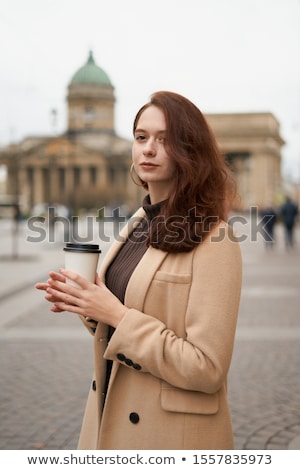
132;105;176;203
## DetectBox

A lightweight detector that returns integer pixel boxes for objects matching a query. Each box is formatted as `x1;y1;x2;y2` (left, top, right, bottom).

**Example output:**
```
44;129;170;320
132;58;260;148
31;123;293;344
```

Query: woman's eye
135;135;146;141
157;136;166;144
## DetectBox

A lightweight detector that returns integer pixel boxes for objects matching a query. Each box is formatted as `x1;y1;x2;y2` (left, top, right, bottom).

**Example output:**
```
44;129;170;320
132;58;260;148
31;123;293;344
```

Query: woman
36;91;242;450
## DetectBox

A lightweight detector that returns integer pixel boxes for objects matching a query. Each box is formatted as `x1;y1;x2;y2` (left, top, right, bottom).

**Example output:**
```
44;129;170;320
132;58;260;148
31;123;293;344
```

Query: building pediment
75;133;132;156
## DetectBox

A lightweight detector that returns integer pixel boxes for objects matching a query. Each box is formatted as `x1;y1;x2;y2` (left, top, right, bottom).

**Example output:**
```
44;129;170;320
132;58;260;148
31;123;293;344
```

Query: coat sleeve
103;222;242;393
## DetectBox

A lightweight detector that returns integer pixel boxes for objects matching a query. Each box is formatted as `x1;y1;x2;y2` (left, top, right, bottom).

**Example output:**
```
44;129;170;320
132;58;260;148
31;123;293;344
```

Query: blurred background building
0;51;137;217
0;51;286;216
206;112;284;210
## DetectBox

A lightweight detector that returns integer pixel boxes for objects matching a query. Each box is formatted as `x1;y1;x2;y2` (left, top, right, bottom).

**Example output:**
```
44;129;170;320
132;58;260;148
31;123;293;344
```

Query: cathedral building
0;51;138;216
0;51;285;214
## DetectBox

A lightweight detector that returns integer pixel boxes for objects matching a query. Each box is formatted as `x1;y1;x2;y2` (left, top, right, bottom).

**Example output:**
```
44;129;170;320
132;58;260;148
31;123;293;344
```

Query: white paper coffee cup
63;243;101;287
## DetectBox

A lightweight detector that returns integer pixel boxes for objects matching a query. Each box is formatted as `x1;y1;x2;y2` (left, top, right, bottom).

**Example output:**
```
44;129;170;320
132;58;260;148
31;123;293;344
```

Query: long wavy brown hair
133;91;236;253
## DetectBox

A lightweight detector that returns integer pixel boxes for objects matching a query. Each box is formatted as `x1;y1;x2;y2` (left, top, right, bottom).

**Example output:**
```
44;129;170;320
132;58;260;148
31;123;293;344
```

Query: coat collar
98;206;145;282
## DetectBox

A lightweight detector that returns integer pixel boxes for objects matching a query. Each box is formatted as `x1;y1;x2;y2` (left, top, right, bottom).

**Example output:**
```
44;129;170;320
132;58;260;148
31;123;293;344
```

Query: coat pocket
154;271;191;284
161;383;219;415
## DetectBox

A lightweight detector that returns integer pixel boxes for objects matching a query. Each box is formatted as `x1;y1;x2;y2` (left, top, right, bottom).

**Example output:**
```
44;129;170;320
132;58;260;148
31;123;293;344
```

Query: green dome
71;51;112;86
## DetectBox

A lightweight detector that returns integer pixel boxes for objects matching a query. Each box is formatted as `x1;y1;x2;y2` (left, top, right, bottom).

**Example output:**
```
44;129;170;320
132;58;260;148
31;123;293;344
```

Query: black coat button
129;412;140;424
92;380;96;391
117;353;126;362
133;363;142;370
125;358;133;366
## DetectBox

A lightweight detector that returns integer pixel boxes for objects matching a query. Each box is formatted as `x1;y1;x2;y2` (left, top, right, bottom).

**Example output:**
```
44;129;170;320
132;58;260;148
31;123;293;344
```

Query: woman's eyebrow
134;128;166;134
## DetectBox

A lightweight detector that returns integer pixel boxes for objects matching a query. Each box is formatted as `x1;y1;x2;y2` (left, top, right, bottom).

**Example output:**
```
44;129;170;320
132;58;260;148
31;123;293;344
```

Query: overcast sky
1;0;300;181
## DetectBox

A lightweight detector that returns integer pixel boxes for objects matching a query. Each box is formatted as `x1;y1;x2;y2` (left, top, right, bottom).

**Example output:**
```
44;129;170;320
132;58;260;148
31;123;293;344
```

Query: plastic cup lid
63;243;101;253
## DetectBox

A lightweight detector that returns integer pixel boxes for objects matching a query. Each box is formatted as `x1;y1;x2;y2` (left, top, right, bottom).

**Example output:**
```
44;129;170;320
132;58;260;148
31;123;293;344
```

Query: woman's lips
140;162;158;168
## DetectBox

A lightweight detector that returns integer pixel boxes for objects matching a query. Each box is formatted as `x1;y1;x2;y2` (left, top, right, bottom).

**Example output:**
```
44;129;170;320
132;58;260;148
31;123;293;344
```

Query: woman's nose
143;138;156;155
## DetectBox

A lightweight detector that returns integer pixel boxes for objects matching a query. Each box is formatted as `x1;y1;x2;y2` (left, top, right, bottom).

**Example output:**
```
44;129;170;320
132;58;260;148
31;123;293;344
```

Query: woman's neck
148;185;170;205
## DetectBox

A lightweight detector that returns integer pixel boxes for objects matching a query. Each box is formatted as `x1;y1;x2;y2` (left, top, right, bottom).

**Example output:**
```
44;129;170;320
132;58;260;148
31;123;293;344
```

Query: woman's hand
36;269;128;328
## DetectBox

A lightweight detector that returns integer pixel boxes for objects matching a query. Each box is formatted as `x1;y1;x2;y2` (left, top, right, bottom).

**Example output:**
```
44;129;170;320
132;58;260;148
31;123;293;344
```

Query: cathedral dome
70;50;112;86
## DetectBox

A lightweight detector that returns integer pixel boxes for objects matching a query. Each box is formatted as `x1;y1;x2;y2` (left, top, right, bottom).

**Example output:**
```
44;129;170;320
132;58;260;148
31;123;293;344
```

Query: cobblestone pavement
0;216;299;450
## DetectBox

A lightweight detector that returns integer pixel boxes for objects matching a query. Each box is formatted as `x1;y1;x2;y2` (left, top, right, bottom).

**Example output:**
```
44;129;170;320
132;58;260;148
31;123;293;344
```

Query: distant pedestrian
261;205;277;249
280;196;298;249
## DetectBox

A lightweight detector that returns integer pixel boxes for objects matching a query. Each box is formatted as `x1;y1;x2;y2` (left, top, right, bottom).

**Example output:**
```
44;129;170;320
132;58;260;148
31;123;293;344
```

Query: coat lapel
105;244;168;405
124;246;168;311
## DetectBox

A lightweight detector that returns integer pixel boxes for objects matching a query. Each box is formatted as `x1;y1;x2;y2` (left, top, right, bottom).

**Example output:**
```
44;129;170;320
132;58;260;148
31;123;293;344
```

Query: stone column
33;167;43;206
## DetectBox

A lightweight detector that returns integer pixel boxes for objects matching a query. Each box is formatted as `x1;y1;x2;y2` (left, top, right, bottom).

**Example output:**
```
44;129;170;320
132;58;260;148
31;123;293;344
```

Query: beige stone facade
206;113;284;211
1;134;138;214
0;52;285;215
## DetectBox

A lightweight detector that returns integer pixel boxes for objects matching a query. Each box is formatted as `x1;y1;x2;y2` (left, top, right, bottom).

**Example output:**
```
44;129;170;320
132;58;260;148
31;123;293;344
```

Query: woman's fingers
59;268;91;289
35;282;50;291
49;270;66;282
36;269;97;318
35;271;69;313
46;282;85;310
48;278;82;300
50;305;64;313
35;271;66;291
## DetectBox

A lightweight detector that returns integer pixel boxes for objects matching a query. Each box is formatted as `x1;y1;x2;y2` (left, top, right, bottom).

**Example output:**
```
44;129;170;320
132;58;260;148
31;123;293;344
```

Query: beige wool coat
77;208;242;450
